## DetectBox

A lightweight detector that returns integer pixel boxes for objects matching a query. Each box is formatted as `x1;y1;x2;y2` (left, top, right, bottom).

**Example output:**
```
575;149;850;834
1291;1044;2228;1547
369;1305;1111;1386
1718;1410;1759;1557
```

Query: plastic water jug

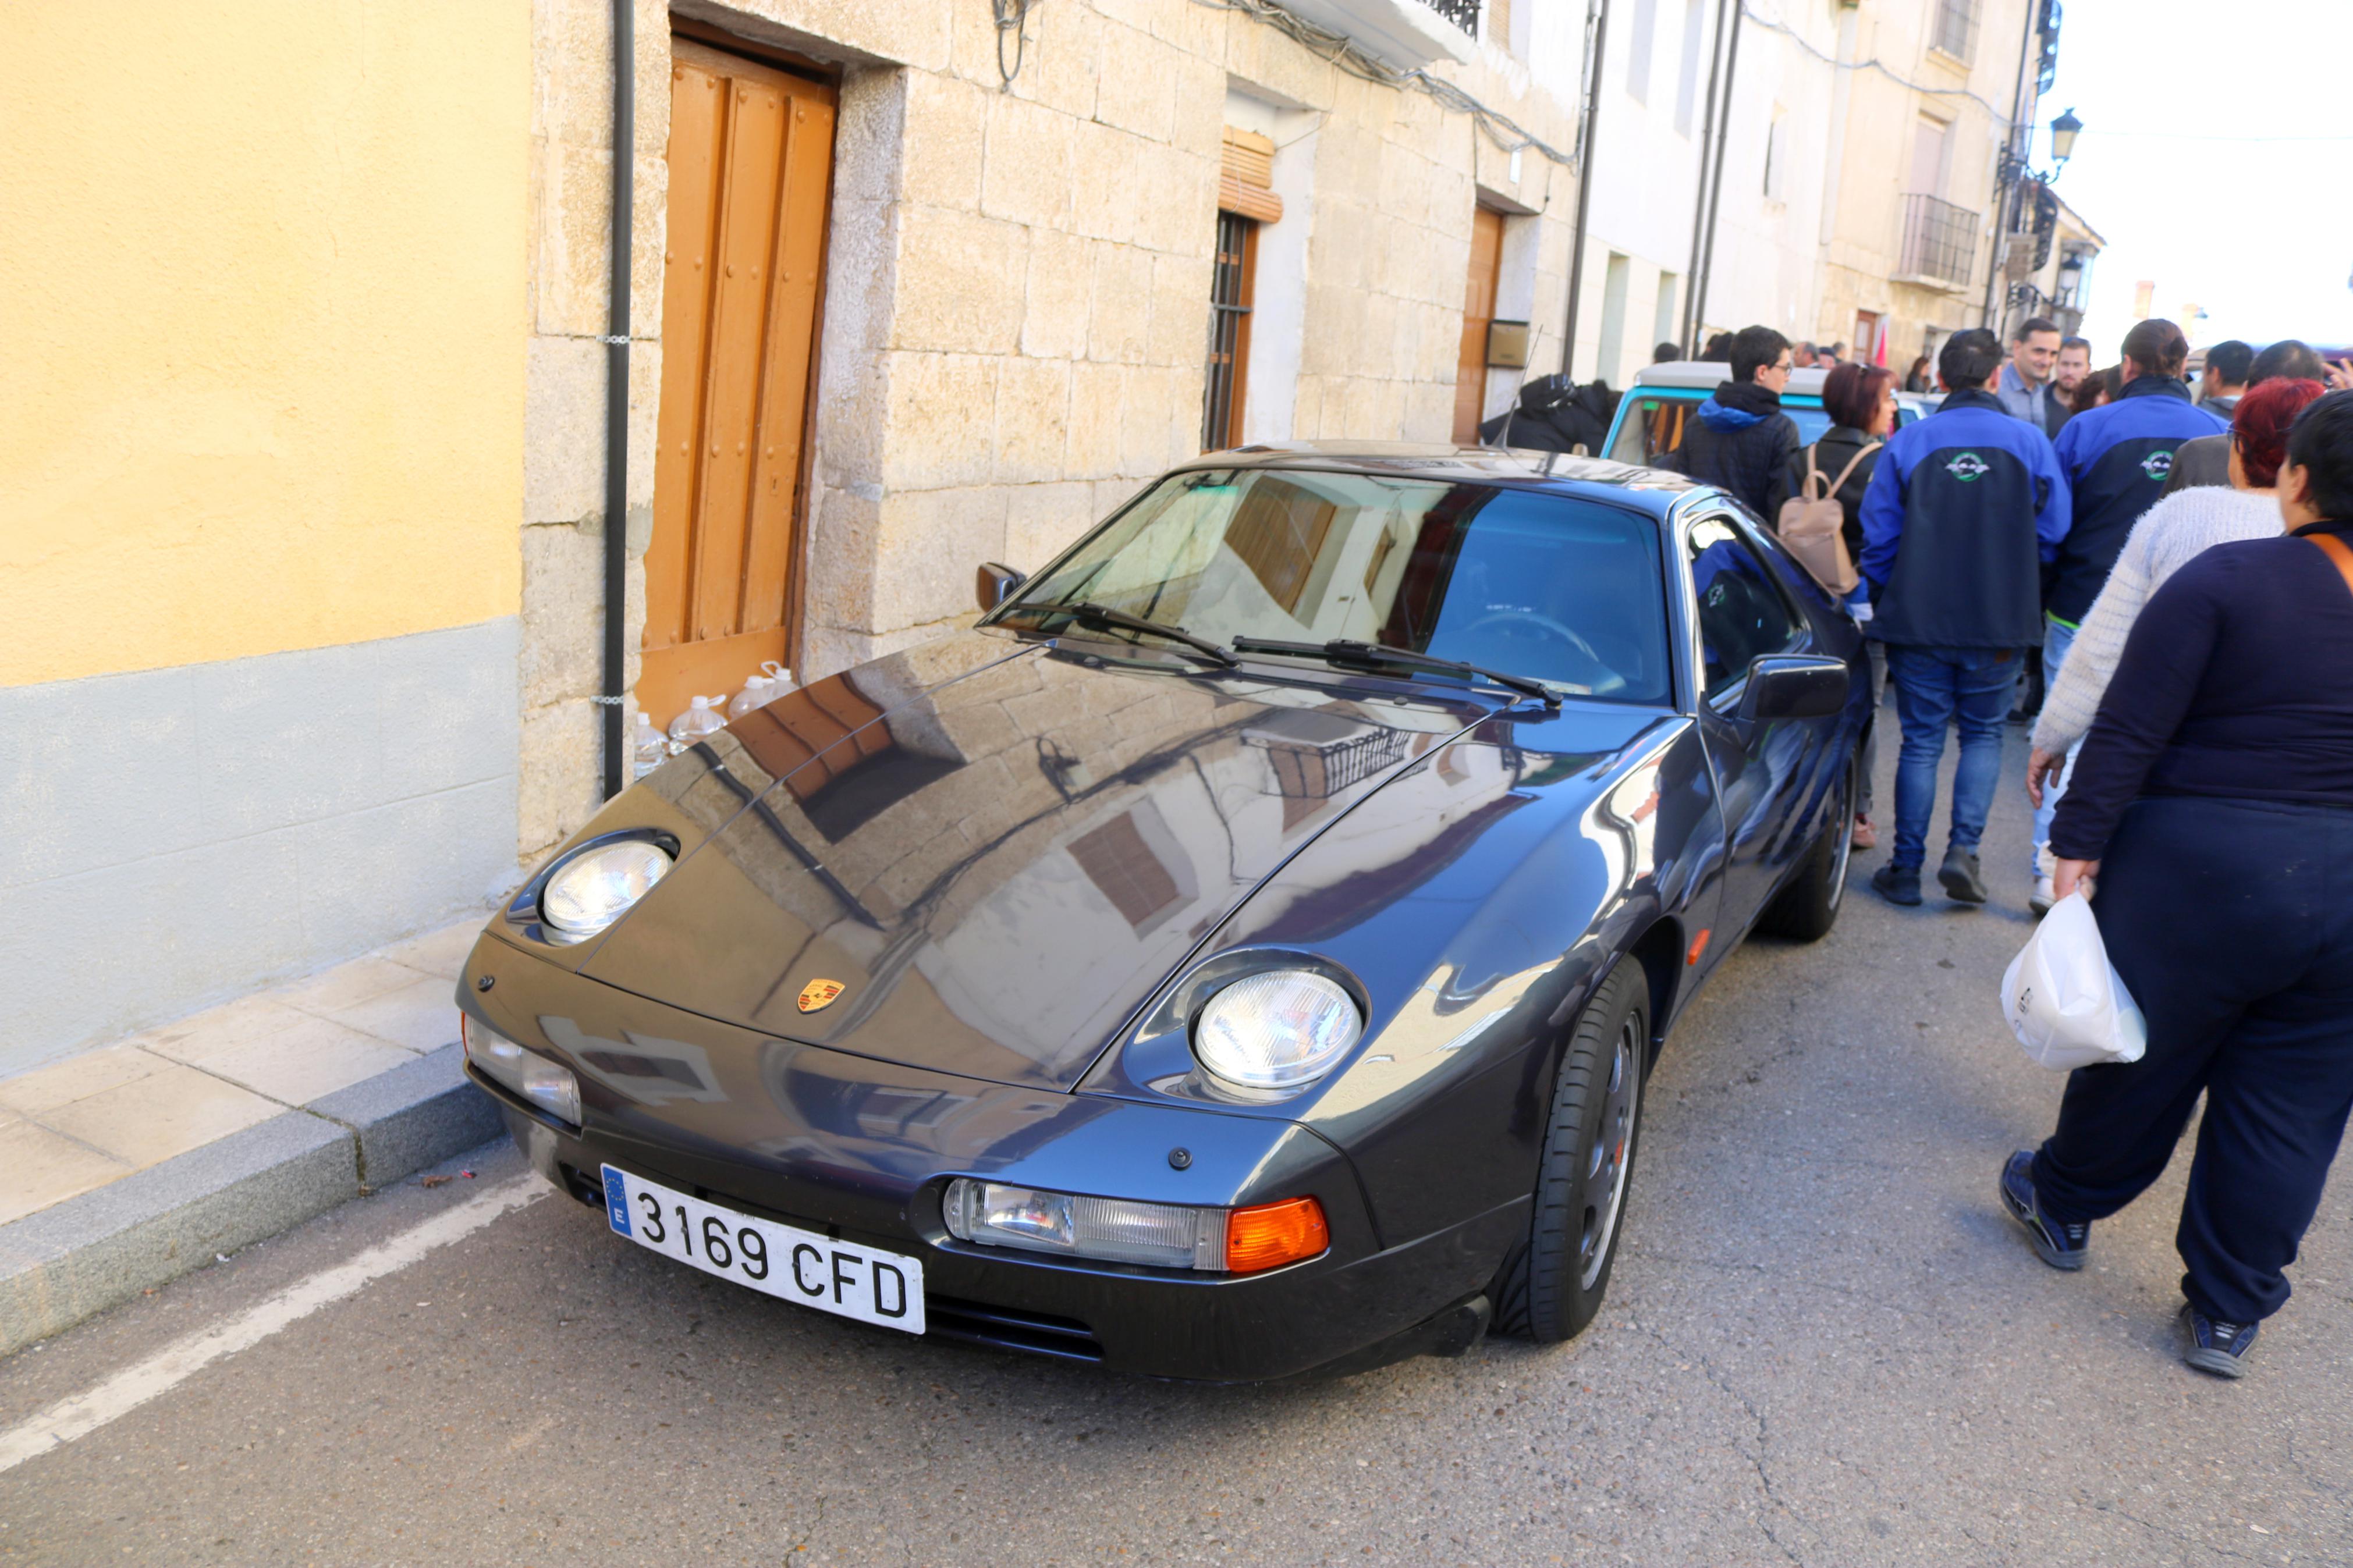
727;660;794;720
629;709;668;779
666;695;726;751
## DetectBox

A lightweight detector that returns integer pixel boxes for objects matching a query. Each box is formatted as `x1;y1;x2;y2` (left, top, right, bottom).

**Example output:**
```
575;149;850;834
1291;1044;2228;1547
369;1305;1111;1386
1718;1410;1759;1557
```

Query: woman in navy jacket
2000;390;2353;1379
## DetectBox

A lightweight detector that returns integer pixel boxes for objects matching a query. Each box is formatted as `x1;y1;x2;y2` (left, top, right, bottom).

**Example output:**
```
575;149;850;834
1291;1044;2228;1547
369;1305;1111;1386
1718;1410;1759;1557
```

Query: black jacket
1785;424;1883;564
1666;379;1800;520
1478;376;1621;455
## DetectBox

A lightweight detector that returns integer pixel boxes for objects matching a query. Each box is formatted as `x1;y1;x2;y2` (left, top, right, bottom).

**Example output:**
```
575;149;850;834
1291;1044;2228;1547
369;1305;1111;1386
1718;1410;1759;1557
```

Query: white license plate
601;1165;925;1334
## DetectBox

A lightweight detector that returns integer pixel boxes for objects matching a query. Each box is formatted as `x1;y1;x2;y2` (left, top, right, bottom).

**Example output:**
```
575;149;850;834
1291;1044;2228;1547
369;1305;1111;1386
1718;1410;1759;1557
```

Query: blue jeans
2031;616;2079;873
1884;645;2017;870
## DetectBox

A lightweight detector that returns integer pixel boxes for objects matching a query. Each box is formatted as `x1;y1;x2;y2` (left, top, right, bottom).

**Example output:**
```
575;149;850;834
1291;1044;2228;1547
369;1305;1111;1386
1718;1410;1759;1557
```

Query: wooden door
1453;207;1505;445
643;39;836;727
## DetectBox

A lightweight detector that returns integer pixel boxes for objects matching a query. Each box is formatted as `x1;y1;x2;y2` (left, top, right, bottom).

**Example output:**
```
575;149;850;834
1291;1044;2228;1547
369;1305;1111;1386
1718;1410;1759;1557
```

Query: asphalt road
5;727;2348;1567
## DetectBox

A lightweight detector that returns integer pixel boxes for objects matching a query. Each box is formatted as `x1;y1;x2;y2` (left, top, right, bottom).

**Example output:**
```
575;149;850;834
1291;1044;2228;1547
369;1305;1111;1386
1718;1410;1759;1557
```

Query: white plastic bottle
727;660;794;720
629;709;668;779
666;695;726;752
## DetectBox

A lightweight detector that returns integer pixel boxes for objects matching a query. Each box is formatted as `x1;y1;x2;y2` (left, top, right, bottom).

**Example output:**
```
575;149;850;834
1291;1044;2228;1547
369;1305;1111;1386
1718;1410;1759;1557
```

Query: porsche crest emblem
797;979;846;1014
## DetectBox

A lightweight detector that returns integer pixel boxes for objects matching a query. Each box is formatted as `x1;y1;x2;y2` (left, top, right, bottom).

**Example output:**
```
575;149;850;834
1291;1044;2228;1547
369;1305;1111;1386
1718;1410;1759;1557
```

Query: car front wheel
1491;962;1649;1344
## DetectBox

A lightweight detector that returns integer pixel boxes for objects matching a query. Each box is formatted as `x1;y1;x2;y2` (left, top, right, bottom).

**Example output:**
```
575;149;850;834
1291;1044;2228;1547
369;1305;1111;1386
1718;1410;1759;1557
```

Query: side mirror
1737;655;1850;722
975;561;1025;613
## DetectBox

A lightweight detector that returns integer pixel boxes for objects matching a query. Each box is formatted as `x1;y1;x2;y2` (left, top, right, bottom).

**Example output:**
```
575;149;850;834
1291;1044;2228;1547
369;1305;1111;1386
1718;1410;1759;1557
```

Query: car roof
1630;360;1829;393
1623;361;1936;413
1179;442;1706;514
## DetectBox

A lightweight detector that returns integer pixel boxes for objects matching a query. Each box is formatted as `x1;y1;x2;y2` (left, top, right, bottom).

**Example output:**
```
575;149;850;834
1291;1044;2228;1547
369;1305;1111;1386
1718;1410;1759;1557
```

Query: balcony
1274;0;1477;69
1896;193;1979;292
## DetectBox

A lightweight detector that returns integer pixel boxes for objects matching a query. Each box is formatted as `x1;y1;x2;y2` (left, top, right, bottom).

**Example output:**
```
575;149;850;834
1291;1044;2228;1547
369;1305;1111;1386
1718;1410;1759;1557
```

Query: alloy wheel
1577;1018;1643;1289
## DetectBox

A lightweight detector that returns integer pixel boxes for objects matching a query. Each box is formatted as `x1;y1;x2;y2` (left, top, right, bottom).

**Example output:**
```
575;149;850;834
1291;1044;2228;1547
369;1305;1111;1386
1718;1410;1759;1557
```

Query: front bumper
463;937;1519;1382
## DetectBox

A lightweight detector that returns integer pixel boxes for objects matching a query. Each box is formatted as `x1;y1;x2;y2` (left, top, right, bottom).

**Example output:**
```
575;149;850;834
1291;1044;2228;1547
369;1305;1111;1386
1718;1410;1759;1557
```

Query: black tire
1756;753;1857;942
1491;962;1649;1345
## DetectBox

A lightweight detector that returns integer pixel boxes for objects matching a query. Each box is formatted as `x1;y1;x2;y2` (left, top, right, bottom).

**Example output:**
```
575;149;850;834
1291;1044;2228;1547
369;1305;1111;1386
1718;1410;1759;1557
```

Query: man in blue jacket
1859;329;2071;907
2030;318;2228;899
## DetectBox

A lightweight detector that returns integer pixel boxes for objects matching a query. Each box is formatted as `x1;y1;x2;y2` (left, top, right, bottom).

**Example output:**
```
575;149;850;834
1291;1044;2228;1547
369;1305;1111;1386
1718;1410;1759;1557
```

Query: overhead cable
1737;2;2011;120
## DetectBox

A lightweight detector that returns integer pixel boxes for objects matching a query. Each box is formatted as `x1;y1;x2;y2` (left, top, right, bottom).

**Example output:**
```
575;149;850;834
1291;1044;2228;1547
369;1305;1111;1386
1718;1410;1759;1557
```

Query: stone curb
0;1046;504;1358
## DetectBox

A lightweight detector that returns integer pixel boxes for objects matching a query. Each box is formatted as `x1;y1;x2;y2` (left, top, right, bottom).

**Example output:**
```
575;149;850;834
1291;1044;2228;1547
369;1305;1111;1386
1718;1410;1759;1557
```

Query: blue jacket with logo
2046;377;2228;624
1858;387;2071;649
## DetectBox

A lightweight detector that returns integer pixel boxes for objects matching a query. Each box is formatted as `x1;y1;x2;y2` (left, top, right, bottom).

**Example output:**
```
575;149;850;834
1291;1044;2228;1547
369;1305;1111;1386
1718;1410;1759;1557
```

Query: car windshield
1607;395;1836;465
1003;468;1673;704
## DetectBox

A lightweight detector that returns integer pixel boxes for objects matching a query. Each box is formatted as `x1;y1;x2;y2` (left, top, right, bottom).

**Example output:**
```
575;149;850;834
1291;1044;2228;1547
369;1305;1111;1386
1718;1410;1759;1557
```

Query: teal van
1600;361;1937;469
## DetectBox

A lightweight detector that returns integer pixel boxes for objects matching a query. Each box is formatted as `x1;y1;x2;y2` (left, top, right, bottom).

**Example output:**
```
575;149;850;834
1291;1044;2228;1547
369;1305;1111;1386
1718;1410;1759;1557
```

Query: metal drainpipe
1688;1;1742;344
1681;0;1733;353
1559;0;1610;382
600;0;635;799
1982;0;2046;330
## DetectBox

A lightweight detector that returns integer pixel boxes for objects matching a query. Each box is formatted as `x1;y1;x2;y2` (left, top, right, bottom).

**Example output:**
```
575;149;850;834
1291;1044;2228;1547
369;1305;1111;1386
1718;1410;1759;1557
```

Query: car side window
1683;514;1800;702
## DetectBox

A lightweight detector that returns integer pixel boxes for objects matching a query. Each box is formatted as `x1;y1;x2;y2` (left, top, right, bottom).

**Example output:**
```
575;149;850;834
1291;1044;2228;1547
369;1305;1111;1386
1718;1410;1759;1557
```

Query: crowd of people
1664;314;2353;1381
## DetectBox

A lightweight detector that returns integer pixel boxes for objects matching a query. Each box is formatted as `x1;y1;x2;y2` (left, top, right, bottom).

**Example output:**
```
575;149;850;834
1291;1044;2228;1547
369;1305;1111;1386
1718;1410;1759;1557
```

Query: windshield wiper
1230;637;1560;709
1015;601;1237;667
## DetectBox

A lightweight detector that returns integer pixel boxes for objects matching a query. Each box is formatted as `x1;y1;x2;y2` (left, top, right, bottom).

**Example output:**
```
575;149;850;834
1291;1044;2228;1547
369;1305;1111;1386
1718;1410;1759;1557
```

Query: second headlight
1192;969;1362;1092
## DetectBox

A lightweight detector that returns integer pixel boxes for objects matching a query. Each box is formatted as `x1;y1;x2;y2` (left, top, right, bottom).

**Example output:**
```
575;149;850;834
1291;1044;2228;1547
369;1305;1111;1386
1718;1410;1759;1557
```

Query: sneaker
2180;1304;2259;1379
2030;873;2056;915
1851;815;1878;851
1999;1150;2088;1270
1939;845;1988;904
1871;862;1922;906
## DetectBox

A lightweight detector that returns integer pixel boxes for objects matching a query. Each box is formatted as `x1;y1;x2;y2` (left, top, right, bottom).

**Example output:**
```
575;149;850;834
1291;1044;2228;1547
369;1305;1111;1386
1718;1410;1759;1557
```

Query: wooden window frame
1204;212;1257;452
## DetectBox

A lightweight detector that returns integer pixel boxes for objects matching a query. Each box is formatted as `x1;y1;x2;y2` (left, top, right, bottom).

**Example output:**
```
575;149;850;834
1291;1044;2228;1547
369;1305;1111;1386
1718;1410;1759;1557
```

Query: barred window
1931;0;1978;61
1202;211;1256;451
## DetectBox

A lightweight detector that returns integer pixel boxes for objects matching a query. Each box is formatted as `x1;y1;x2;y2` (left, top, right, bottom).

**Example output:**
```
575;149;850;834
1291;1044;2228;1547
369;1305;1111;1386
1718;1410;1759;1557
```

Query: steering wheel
1460;609;1619;690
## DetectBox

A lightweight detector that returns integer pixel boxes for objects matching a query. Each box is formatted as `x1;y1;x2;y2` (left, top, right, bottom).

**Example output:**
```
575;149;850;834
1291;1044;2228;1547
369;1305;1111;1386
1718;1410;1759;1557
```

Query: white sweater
2032;486;2284;755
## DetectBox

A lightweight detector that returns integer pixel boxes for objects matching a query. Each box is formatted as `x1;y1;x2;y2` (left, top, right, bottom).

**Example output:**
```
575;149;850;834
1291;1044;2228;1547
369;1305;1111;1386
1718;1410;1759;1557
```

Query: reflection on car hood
579;632;1488;1090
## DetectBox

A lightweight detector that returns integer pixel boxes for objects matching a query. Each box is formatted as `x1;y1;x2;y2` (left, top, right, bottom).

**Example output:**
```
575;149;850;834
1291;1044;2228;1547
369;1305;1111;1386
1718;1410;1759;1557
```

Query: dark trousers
2032;796;2353;1324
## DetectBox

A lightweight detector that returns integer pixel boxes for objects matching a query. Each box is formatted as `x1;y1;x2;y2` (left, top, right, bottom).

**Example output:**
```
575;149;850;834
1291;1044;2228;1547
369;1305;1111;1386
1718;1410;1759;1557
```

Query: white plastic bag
2000;891;2148;1071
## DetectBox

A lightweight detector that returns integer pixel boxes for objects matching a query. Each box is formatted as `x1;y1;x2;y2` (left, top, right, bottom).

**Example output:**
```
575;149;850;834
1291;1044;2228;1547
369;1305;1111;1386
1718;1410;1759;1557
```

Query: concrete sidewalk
0;918;503;1356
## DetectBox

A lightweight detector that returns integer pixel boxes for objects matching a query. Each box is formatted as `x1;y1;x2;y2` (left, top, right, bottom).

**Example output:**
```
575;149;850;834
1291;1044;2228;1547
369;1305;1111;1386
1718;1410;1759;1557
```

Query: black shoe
1999;1150;2088;1270
2181;1304;2258;1379
1871;863;1922;906
1938;846;1987;904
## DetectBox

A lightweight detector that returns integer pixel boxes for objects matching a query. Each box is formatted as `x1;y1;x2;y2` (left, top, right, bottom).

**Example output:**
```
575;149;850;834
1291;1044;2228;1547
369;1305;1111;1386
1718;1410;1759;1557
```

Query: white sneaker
2029;845;2056;915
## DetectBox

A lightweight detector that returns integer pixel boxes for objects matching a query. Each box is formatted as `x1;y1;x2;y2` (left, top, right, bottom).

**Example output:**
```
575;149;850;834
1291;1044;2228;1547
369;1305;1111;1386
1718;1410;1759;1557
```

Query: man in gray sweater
2162;340;2329;496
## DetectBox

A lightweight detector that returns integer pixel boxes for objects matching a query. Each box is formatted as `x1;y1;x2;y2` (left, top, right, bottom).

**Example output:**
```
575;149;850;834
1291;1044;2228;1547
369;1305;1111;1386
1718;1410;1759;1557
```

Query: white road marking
0;1175;546;1477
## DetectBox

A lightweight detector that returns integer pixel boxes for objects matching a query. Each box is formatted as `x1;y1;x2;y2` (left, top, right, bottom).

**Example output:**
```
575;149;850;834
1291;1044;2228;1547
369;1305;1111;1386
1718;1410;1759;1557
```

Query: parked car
457;445;1869;1381
1601;360;1936;471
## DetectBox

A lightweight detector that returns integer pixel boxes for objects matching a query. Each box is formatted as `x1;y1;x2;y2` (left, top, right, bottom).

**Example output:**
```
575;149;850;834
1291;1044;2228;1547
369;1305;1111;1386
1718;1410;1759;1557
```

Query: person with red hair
2024;376;2328;909
1788;360;1897;847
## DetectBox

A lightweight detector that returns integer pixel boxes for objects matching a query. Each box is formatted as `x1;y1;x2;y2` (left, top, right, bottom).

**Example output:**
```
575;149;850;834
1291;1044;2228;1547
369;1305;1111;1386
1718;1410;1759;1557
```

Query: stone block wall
519;0;668;866
516;0;1584;866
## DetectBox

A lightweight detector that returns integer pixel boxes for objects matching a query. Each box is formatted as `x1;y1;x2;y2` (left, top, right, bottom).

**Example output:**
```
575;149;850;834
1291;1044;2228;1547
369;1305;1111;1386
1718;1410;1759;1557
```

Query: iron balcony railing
1421;0;1481;31
1898;193;1979;289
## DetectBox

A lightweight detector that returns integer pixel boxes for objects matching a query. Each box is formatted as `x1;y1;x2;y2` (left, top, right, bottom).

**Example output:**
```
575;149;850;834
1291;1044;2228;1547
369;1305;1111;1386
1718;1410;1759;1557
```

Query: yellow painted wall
0;1;529;687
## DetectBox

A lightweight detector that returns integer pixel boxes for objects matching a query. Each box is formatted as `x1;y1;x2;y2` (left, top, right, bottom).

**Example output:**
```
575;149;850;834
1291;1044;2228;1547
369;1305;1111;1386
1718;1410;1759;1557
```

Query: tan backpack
1774;439;1881;595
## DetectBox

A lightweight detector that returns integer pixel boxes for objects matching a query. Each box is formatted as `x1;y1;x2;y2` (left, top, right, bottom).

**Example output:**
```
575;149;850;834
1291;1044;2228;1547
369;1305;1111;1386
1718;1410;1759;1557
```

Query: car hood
577;632;1489;1090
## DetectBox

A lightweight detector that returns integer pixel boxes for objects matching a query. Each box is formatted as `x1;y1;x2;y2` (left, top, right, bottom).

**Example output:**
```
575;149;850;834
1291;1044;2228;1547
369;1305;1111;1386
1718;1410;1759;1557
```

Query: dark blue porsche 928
456;445;1869;1381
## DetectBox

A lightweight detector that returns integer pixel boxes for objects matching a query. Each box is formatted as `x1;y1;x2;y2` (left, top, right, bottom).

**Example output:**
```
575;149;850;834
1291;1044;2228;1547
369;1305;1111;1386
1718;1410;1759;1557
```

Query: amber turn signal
1224;1195;1329;1274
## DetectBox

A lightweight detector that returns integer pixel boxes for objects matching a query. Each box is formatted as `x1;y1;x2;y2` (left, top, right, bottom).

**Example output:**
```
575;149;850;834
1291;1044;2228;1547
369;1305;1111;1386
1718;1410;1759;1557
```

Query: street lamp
2049;108;2082;169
